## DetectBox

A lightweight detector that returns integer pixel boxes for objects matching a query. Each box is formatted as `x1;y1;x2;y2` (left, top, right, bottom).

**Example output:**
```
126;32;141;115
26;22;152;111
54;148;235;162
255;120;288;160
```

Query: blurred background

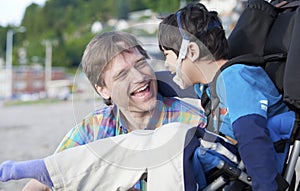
0;0;245;103
0;0;246;190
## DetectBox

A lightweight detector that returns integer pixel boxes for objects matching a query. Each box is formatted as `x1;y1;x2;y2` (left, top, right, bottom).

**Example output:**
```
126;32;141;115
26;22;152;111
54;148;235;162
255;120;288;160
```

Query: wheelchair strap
290;112;300;142
199;139;238;164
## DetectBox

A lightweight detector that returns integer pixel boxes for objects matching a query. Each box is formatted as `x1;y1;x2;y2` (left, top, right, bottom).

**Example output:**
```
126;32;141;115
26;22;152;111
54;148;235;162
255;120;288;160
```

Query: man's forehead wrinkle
103;46;138;74
112;47;141;65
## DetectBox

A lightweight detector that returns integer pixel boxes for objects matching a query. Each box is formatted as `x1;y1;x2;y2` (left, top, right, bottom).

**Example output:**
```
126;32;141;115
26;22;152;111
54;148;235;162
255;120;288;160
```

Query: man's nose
130;67;145;82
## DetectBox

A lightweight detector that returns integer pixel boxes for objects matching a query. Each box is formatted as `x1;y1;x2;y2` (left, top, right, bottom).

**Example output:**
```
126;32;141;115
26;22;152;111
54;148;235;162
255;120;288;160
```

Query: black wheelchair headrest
155;71;198;99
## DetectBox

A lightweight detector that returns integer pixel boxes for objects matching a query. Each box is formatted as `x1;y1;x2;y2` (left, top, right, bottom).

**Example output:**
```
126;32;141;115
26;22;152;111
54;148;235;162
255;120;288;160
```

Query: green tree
1;0;192;69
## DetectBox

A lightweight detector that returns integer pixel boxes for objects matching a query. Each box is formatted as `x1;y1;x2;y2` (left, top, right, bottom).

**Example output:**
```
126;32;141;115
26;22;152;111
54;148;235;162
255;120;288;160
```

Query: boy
158;2;290;191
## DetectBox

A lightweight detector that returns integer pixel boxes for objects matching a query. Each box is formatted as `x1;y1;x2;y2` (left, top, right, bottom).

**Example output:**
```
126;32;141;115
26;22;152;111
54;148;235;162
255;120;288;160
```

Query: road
0;97;102;190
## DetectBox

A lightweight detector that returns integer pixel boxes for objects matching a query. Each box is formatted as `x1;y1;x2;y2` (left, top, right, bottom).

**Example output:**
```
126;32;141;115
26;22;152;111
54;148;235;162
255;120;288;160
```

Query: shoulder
82;105;117;131
221;64;268;84
76;105;117;139
88;104;115;119
160;96;206;128
161;96;201;111
55;105;117;152
219;64;277;96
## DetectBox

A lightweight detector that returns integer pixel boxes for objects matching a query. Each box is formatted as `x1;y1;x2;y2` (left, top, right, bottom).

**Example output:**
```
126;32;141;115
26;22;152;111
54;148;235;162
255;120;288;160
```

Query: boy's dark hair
158;2;229;60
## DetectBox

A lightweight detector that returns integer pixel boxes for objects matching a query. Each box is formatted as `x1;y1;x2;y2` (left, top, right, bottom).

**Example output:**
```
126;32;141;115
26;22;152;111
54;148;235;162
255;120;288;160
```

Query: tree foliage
0;0;185;69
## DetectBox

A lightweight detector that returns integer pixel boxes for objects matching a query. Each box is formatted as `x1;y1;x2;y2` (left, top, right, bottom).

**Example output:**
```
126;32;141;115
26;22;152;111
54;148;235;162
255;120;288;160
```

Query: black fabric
264;1;297;94
183;127;200;191
228;0;277;58
290;113;300;141
228;0;300;112
283;6;300;112
155;71;197;98
274;139;289;153
275;173;289;191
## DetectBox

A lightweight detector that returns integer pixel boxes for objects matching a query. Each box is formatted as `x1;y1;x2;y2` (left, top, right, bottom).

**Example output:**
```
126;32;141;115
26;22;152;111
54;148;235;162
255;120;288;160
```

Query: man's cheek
111;84;130;105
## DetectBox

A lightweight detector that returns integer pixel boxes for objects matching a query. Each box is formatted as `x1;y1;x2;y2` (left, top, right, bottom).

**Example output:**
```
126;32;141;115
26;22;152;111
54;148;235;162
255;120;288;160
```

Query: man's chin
129;98;157;113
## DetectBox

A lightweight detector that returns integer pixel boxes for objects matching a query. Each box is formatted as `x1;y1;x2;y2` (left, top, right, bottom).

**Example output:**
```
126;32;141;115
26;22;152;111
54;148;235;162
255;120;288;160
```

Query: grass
2;98;66;107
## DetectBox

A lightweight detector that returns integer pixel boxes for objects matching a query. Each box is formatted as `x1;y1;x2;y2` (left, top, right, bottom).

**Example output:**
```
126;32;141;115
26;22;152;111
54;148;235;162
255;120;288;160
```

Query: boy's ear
95;84;111;99
187;42;200;62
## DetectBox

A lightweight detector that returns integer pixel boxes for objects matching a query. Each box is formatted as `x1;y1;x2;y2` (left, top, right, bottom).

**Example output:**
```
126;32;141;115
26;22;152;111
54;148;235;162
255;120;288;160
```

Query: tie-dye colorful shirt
55;94;206;152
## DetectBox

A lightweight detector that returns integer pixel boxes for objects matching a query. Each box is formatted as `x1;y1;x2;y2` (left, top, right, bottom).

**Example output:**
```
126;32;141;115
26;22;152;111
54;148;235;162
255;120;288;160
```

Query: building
0;67;6;101
0;65;71;101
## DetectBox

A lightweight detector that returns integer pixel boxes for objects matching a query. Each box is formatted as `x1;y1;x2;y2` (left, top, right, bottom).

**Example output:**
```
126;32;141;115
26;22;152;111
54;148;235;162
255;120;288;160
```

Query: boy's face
162;49;178;75
162;48;193;89
99;47;157;113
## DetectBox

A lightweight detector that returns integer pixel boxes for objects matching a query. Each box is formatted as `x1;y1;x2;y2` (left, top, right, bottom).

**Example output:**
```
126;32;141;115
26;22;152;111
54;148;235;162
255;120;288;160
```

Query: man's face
100;48;157;113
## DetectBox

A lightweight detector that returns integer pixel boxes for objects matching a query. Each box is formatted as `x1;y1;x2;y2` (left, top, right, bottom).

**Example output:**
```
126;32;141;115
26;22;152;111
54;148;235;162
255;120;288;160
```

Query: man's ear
187;42;200;62
95;84;111;99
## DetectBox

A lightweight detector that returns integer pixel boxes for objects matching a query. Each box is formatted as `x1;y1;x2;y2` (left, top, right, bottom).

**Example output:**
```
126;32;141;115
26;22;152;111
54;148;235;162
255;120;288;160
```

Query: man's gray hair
82;31;149;88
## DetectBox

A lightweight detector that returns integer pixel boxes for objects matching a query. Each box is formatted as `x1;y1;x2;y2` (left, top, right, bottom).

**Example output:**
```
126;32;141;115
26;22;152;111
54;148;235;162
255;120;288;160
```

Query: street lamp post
5;29;14;100
44;40;52;89
42;40;57;94
5;27;26;100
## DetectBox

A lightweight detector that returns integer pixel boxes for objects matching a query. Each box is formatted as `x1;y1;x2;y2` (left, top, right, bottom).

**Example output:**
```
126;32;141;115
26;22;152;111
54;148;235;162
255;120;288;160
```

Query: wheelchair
156;70;300;191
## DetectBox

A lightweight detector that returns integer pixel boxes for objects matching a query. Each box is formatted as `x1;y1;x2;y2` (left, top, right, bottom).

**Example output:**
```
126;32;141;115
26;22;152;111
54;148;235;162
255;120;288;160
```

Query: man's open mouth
131;82;151;97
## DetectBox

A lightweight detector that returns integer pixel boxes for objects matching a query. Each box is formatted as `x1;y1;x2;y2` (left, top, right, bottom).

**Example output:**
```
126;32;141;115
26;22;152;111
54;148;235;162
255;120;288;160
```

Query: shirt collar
194;83;210;98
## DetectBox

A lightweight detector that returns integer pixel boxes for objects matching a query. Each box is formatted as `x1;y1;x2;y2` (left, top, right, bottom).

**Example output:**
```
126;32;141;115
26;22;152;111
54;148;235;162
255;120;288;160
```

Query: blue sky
0;0;46;26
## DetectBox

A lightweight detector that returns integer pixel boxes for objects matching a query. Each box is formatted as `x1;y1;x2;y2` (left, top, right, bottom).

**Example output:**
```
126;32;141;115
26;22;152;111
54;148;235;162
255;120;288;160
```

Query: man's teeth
135;84;148;93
